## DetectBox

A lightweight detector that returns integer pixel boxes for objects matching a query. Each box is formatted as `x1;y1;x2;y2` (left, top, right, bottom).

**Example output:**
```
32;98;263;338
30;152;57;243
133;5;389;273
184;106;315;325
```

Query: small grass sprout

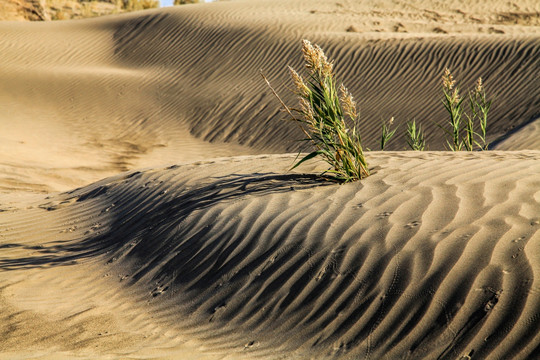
406;119;426;151
380;117;397;150
262;40;369;182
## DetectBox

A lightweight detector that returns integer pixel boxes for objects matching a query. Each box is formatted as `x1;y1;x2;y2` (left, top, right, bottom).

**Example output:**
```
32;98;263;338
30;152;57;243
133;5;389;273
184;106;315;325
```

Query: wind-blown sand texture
1;0;539;359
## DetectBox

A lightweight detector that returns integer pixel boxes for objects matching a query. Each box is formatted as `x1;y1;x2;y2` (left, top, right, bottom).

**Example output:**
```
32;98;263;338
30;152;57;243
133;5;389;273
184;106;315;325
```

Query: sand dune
1;0;539;192
1;153;539;359
1;0;539;358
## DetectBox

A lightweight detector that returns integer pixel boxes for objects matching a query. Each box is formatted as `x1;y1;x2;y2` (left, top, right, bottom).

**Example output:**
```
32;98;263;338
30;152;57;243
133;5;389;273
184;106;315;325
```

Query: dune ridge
1;1;539;194
1;152;539;359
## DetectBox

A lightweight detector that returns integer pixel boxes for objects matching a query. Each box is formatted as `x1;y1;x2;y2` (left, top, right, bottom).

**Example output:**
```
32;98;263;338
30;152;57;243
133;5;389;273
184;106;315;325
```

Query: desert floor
0;0;539;359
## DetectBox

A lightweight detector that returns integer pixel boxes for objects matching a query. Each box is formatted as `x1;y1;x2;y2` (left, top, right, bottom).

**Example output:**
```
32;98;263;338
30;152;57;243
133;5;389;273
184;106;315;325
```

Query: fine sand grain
0;0;539;359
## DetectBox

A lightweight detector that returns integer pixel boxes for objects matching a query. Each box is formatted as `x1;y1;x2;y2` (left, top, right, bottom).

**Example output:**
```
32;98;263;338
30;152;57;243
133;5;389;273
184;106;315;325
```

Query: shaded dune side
2;152;538;359
1;5;538;165
107;8;540;151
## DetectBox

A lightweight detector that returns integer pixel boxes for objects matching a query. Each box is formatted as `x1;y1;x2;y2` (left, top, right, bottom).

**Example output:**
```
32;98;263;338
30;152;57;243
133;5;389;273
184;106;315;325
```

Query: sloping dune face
1;0;540;359
109;9;540;152
1;153;539;359
1;0;539;192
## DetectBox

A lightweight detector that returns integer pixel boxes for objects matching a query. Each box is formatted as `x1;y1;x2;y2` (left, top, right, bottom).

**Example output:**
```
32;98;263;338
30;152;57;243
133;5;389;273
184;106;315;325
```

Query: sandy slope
0;0;539;359
1;153;539;359
1;0;539;192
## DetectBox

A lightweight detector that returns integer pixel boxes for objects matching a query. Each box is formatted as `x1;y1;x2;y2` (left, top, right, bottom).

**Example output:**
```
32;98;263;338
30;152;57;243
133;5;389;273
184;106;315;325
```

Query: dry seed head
442;67;456;90
299;97;315;123
339;84;357;119
389;116;394;125
302;40;319;71
318;45;334;77
302;39;333;77
475;77;483;94
288;66;310;97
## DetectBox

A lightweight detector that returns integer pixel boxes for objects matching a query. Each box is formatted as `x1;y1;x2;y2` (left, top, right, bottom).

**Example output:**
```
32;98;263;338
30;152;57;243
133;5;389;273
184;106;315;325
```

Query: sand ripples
2;153;537;358
0;2;539;358
106;8;540;152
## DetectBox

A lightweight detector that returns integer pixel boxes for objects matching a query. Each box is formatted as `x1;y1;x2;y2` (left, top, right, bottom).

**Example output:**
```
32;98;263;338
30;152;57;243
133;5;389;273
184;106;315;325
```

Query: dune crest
1;1;539;193
1;153;539;359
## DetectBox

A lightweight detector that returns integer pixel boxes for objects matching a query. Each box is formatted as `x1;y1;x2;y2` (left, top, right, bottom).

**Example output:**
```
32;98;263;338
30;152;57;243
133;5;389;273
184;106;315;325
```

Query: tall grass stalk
441;68;465;151
262;40;369;182
441;69;492;151
380;117;397;150
468;77;492;150
406;119;425;150
463;116;475;151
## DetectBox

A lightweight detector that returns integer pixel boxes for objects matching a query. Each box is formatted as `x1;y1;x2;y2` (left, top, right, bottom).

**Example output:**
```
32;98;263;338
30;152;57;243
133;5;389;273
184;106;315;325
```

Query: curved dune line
1;152;538;359
103;10;539;151
0;1;539;358
1;7;538;164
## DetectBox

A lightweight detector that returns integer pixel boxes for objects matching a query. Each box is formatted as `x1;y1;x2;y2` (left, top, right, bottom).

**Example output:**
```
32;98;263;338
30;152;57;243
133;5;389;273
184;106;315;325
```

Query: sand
0;0;539;359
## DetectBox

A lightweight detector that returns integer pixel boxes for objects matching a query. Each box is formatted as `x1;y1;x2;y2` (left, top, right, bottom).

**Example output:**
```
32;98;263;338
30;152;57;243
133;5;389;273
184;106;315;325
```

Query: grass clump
262;40;369;182
124;0;159;11
406;119;426;150
441;68;492;151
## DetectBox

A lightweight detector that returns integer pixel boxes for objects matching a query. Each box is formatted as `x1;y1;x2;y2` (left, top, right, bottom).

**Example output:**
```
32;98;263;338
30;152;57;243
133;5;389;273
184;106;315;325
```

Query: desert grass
262;40;369;182
261;45;493;181
441;68;466;151
380;117;397;150
406;119;426;150
44;0;158;20
467;77;492;150
441;68;492;151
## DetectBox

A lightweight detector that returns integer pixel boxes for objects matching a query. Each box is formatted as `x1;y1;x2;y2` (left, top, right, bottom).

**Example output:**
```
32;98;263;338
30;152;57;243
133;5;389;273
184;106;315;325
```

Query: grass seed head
339;84;358;120
475;77;483;94
302;39;333;77
442;67;456;91
288;66;310;97
451;88;461;103
299;97;315;123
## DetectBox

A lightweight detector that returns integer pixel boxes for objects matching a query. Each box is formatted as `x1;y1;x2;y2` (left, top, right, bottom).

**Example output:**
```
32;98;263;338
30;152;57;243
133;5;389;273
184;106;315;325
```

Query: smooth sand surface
0;0;539;359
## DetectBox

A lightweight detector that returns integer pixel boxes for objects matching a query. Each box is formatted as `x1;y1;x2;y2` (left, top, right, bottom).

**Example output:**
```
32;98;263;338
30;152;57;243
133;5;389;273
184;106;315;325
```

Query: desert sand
0;0;539;359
